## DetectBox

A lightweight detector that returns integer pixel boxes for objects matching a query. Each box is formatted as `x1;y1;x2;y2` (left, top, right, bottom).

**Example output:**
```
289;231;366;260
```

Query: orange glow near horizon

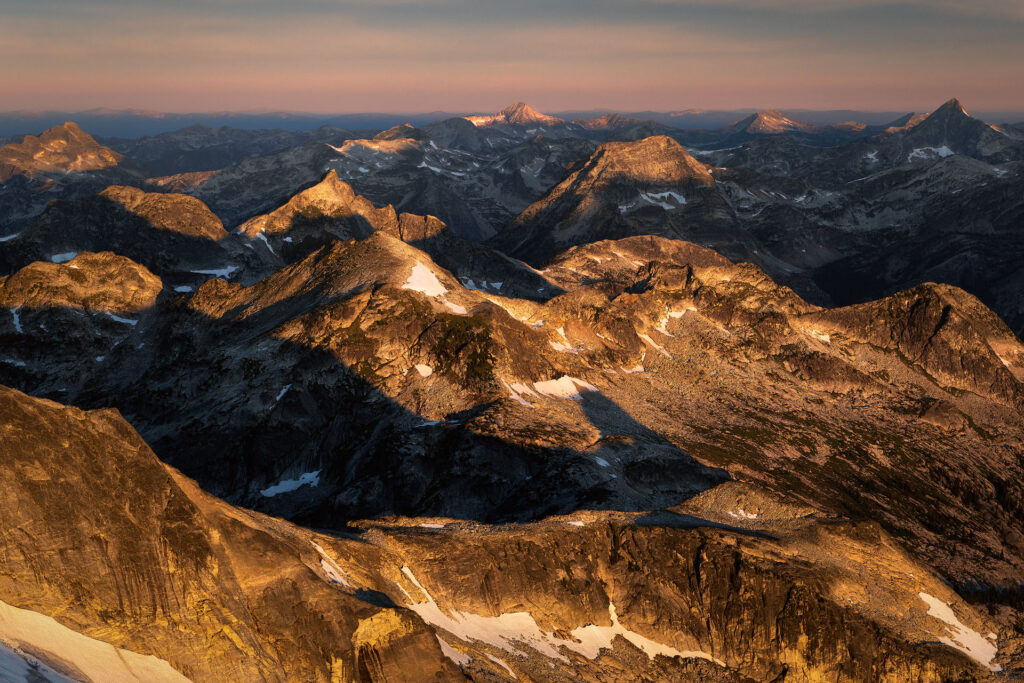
2;1;1022;113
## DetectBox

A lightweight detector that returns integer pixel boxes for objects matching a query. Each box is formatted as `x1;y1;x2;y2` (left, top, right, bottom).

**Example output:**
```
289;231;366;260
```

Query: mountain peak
730;109;818;135
0;121;122;181
499;101;542;121
466;102;563;127
567;135;714;192
936;97;969;116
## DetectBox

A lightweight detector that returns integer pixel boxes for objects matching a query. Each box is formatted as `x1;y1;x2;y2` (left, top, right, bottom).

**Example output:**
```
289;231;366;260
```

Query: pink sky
2;1;1022;113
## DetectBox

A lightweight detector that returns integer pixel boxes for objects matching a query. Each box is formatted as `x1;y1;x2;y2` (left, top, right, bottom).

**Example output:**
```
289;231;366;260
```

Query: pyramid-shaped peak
732;109;818;134
499;101;561;125
299;170;355;201
466;102;563;127
501;101;539;116
934;98;970;117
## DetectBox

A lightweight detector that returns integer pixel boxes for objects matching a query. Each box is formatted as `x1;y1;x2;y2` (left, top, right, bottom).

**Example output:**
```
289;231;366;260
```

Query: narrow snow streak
191;265;239;278
639;333;671;358
486;653;517;678
104;312;138;326
436;635;471;667
312;542;353;588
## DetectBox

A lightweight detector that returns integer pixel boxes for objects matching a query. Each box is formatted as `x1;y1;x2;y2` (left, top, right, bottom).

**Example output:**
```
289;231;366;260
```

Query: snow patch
405;569;724;667
49;252;78;263
9;308;22;334
907;146;954;161
486;653;517;678
0;642;74;682
568;602;723;664
436;636;471;667
0;232;20;243
173;285;194;293
104;312;138;326
918;592;1000;671
728;509;758;520
642;190;686;208
260;470;320;497
191;265;238;279
444;301;468;315
0;597;190;682
402;262;447;297
639;333;671;358
501;380;537;407
533;376;597;400
414;364;433;377
312;542;353;588
806;329;831;343
274;384;292;402
256;232;276;255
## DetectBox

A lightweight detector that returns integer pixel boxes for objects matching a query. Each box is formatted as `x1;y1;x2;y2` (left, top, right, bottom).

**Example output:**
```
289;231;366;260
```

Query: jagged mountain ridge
3;98;1024;680
0;383;1011;681
493;100;1024;336
3;228;1023;606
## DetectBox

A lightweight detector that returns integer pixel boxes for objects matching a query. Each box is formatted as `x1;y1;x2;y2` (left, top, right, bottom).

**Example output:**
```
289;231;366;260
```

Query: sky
1;0;1022;113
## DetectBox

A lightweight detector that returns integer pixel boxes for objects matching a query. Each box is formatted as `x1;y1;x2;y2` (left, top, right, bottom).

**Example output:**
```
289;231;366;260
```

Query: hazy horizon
2;0;1022;113
3;102;1024;117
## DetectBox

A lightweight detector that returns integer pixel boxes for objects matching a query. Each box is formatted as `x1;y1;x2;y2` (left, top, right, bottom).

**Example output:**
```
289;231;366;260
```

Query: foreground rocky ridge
0;385;1010;681
3;228;1023;613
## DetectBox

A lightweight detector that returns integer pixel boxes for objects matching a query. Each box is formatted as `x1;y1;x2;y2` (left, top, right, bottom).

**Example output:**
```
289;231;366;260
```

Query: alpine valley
1;99;1023;682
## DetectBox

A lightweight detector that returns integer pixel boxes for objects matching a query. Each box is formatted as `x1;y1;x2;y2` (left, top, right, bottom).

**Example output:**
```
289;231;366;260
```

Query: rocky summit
1;98;1023;682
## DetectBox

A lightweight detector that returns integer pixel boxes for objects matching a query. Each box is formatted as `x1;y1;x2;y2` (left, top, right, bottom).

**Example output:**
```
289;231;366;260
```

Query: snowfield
0;598;189;682
918;592;1000;671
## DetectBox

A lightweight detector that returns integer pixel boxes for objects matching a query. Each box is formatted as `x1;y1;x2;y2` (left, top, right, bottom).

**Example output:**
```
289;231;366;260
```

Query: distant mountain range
3;104;1022;139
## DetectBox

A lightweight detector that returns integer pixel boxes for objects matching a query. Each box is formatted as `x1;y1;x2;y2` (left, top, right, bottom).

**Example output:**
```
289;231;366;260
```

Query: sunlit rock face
0;122;122;181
